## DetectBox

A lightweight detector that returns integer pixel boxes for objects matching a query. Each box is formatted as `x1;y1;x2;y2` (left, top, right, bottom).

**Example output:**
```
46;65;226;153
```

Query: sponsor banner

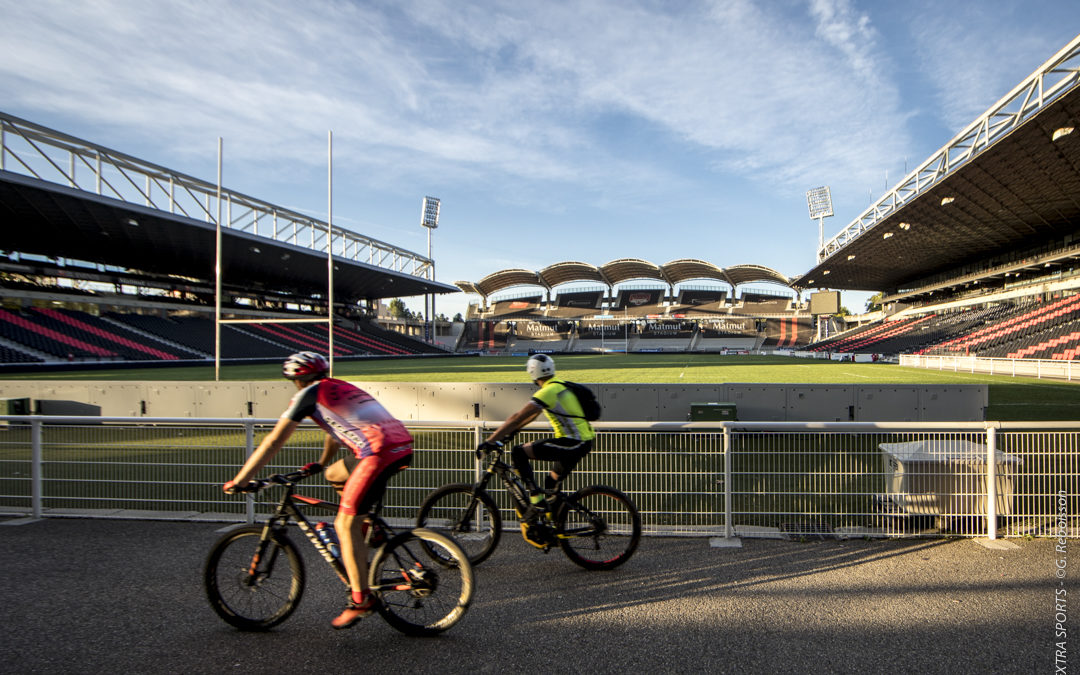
513;320;566;340
496;295;541;310
764;317;810;347
578;320;623;338
557;291;603;308
615;288;663;308
639;320;695;337
700;318;754;337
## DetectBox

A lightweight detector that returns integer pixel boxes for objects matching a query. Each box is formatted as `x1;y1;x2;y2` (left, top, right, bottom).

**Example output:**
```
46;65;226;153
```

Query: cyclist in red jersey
224;352;413;629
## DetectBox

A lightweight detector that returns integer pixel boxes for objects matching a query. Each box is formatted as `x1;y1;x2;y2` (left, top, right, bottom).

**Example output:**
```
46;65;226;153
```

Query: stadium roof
455;258;793;300
539;261;606;287
0;112;456;305
797;36;1080;296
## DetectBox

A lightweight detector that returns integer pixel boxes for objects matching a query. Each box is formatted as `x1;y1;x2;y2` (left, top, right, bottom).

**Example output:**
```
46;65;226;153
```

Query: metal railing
900;353;1079;381
0;417;1076;541
0;111;432;279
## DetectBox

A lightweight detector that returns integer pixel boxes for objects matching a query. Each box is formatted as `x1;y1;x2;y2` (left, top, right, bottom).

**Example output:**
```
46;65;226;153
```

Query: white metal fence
0;417;1076;541
900;353;1080;381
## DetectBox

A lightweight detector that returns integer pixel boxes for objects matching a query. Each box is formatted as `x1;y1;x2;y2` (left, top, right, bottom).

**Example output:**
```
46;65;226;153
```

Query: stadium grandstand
454;258;809;353
1;35;1078;369
0;111;457;369
455;35;1080;364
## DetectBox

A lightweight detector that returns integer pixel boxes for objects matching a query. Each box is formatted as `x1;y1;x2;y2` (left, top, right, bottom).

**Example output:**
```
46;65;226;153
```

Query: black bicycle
416;440;640;570
205;468;473;636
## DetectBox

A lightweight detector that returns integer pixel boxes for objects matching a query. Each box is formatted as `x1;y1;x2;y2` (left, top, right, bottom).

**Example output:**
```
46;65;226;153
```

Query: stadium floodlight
421;196;441;343
422;196;440;230
806;186;833;252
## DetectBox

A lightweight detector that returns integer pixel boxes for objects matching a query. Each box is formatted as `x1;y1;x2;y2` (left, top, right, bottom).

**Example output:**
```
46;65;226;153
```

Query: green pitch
4;353;1080;420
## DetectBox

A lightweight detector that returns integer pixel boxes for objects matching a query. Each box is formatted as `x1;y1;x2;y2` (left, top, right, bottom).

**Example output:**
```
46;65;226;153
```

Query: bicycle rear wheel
369;528;474;636
416;483;502;566
204;525;305;631
556;485;641;571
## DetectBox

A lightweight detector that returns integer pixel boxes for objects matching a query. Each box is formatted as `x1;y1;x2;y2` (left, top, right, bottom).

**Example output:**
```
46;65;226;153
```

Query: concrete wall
0;381;988;422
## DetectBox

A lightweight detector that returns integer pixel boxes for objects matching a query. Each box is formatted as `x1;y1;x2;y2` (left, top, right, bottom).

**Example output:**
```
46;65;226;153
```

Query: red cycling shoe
331;592;376;629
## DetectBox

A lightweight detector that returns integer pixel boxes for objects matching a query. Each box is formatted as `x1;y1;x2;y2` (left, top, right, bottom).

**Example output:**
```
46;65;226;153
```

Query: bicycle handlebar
476;434;517;454
230;467;316;494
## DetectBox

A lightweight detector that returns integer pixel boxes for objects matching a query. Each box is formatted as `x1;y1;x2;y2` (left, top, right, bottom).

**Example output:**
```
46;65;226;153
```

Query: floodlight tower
806;185;834;257
806;186;835;342
421;196;441;343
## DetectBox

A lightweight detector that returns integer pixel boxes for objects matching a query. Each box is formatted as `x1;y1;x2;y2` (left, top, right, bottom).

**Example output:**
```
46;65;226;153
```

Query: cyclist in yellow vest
482;354;595;523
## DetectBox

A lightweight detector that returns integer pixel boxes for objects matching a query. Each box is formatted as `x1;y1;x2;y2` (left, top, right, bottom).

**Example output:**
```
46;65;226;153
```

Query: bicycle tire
204;525;305;631
369;528;474;636
556;485;641;571
416;483;502;566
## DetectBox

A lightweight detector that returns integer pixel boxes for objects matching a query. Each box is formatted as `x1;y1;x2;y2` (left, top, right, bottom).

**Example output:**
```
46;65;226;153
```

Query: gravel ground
0;517;1071;674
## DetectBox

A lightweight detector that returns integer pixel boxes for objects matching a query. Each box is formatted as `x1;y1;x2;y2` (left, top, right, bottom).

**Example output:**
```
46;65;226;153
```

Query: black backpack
560;380;601;421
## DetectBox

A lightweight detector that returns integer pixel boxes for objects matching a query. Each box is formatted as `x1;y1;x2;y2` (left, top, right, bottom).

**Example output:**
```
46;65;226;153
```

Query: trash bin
689;402;737;421
878;440;1022;517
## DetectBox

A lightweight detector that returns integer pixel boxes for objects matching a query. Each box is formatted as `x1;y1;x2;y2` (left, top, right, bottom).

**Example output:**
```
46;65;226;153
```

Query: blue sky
1;1;1077;319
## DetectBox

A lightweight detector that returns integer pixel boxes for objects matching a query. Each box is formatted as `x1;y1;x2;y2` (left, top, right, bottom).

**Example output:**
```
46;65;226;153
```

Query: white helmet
526;353;555;380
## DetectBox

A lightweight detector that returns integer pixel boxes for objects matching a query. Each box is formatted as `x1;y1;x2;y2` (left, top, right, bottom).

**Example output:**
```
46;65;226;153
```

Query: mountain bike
204;467;473;636
416;440;640;570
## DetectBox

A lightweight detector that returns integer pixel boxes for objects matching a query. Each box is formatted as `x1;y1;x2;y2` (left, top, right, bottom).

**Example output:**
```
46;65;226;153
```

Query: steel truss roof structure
799;34;1080;297
0;112;457;304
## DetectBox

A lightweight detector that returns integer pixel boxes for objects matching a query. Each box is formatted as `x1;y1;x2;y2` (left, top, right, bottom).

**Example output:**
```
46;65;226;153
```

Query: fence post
986;425;998;540
474;424;484;482
244;420;255;525
723;424;733;538
31;420;42;519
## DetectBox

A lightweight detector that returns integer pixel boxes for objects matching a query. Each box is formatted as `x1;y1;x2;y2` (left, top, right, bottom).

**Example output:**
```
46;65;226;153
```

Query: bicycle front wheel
556;485;641;571
369;528;474;636
204;525;305;631
416;483;502;566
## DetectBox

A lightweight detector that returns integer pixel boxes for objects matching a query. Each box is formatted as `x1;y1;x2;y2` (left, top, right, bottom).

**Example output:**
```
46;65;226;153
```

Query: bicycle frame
253;476;390;586
475;448;609;539
477;449;549;518
210;470;475;635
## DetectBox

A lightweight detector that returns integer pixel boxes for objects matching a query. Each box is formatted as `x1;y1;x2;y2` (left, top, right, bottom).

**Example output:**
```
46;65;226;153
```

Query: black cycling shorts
518;437;593;479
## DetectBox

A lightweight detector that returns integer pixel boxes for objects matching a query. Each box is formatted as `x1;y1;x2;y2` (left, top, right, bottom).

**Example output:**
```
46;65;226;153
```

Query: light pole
421;196;440;344
806;185;834;342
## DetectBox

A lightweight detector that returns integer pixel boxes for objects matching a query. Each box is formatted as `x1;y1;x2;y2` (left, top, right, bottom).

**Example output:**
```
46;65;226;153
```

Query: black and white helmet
282;351;329;380
525;353;555;380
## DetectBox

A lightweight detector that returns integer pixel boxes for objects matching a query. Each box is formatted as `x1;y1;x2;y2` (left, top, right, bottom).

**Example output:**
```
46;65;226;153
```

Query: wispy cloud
0;0;915;206
905;1;1077;135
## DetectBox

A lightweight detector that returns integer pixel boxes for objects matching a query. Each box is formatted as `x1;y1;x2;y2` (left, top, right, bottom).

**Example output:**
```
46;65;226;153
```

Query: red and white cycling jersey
282;378;412;459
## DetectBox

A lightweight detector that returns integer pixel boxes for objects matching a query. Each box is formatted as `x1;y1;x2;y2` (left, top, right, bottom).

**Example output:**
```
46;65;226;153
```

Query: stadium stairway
100;315;210;358
0;335;45;363
807;316;924;353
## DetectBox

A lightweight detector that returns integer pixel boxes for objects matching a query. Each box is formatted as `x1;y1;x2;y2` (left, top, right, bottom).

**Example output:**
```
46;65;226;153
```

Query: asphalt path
0;517;1071;674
